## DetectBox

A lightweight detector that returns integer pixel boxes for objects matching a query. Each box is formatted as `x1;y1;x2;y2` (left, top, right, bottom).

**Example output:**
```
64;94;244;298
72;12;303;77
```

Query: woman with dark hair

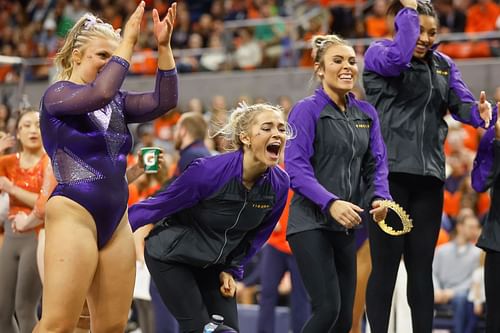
362;0;496;331
0;108;47;333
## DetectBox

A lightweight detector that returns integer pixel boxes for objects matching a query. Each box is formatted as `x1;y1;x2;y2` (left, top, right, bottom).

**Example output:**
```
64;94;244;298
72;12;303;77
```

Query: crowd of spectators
1;0;499;83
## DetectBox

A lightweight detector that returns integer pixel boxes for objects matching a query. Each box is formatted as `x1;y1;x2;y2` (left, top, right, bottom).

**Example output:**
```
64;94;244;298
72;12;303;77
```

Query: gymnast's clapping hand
152;2;176;47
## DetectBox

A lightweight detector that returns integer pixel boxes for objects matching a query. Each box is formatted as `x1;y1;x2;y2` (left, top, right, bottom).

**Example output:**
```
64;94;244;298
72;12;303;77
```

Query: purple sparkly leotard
40;56;178;249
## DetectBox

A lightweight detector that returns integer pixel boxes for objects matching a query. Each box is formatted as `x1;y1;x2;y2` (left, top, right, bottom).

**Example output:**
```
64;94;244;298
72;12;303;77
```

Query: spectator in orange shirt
365;0;390;37
465;0;500;33
127;147;170;207
449;0;500;57
153;109;181;147
298;14;329;68
133;121;176;156
0;109;46;333
130;48;159;76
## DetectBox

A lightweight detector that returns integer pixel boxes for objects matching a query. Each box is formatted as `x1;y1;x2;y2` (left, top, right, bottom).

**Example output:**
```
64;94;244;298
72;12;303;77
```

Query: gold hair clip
376;200;413;236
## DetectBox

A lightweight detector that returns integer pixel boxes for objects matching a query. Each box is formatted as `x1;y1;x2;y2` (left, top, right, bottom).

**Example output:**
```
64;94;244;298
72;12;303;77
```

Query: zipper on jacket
208;190;248;267
344;109;356;235
420;64;434;175
343;110;355;201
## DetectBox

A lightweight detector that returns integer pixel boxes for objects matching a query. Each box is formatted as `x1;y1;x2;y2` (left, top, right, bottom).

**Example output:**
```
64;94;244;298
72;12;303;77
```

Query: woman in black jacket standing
362;0;495;331
285;34;391;333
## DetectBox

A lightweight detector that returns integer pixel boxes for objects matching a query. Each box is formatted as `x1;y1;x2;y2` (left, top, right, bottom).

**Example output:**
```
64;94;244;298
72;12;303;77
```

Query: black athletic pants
485;250;500;333
366;172;444;333
145;250;239;333
288;229;356;333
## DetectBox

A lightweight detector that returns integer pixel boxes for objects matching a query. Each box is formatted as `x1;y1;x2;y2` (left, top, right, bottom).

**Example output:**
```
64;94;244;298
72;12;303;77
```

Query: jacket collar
315;86;354;112
236;148;272;188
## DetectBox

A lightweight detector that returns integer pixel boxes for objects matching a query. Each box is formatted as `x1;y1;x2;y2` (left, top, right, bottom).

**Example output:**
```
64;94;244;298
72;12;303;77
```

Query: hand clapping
153;3;177;47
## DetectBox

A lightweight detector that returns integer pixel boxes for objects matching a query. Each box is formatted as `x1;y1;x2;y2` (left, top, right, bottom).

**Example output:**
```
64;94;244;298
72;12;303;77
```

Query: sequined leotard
40;56;178;248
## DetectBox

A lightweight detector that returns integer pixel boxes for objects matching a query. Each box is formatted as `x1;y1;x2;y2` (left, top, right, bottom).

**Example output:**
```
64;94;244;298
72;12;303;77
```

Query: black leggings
485;250;500;333
366;173;444;333
288;229;356;333
144;250;238;333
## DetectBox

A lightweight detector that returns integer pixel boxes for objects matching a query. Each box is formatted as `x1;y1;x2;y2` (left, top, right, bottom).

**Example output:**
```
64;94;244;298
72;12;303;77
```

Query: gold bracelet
376;200;413;236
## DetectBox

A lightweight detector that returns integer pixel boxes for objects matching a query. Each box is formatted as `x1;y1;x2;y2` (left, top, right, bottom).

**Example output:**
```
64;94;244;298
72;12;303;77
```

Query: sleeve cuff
225;266;243;281
158;68;177;76
111;55;130;70
323;196;338;215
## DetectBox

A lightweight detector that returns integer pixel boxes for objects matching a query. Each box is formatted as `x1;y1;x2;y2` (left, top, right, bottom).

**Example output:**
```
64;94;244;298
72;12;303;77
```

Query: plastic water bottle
203;314;224;333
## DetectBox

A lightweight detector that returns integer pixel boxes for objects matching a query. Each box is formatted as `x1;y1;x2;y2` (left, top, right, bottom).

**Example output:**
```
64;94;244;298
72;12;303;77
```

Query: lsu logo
355;123;370;129
253;203;271;209
436;69;449;76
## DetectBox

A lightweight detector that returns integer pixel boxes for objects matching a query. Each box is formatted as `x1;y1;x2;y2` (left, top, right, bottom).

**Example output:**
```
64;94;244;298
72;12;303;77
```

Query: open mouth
266;142;281;159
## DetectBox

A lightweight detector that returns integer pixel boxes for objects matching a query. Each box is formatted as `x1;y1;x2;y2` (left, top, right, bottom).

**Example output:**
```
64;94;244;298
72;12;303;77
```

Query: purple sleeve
361;102;392;203
285;100;338;212
123;68;179;123
43;56;129;116
226;171;289;280
446;57;498;129
471;127;500;192
128;158;207;231
363;8;419;77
